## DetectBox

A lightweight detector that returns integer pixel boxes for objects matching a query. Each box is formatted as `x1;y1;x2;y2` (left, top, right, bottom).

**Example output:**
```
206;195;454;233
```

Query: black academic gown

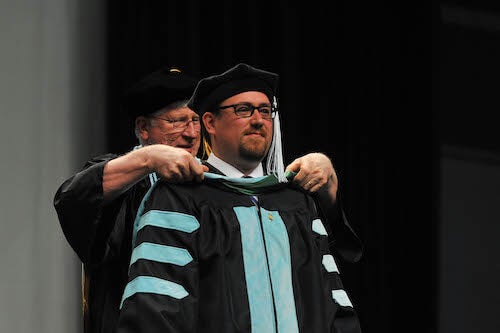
54;158;362;333
116;163;362;333
53;153;156;333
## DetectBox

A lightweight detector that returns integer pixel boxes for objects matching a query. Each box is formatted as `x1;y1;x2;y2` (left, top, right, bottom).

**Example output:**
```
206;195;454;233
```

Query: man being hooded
116;63;362;332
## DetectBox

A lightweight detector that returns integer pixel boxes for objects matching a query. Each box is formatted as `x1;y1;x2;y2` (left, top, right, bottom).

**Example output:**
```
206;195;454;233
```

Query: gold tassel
202;137;212;159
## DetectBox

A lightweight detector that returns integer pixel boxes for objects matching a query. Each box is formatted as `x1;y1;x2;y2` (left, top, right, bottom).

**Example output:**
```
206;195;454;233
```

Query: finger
177;160;195;182
292;167;308;183
161;168;183;183
189;159;206;182
301;178;315;191
285;158;301;173
293;174;305;185
309;180;327;193
195;164;208;181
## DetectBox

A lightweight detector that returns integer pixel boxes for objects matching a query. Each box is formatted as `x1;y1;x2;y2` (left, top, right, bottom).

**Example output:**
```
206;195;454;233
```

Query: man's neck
206;153;264;178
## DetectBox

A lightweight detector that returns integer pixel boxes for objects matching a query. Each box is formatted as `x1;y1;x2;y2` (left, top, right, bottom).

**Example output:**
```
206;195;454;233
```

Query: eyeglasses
150;116;201;133
218;103;276;119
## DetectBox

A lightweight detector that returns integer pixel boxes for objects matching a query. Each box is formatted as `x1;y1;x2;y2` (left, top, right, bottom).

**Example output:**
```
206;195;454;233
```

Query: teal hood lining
203;171;296;195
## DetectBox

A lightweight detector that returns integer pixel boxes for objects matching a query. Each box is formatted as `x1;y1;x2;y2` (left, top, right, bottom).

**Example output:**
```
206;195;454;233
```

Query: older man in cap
54;65;356;333
116;63;362;332
54;67;207;333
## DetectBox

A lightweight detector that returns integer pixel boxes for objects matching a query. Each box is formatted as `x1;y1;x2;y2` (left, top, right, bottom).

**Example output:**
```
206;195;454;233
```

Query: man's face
204;91;273;170
142;107;201;157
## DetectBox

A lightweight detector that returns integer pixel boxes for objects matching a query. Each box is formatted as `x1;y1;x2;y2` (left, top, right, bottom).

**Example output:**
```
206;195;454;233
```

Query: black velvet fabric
105;3;435;332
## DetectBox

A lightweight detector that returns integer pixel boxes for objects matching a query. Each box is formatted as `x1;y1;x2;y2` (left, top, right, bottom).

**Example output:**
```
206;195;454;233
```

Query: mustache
243;128;267;137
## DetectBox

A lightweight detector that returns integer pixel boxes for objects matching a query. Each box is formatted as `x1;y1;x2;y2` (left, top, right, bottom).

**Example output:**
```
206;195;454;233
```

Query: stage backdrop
106;2;435;333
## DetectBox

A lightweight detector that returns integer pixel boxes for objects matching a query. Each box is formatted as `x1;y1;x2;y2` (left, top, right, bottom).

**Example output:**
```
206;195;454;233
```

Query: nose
249;108;264;126
182;121;198;138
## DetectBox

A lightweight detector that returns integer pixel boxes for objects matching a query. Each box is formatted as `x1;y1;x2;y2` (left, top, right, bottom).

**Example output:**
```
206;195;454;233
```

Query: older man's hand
285;152;338;203
146;144;208;183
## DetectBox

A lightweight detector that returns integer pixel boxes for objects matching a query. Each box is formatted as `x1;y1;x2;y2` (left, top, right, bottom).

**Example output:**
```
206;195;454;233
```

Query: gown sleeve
305;195;362;333
116;181;200;333
307;181;363;263
53;153;124;264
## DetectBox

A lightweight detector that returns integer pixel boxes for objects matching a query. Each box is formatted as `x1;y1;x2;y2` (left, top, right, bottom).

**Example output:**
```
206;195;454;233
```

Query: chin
240;138;270;158
240;147;267;162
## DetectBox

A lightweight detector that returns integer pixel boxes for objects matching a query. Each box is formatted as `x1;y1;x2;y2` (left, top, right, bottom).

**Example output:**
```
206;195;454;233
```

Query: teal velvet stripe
137;210;200;233
204;171;296;195
233;206;276;333
130;242;193;266
322;254;339;273
131;181;158;248
120;276;188;309
260;208;299;333
132;210;200;248
331;289;353;307
312;218;328;236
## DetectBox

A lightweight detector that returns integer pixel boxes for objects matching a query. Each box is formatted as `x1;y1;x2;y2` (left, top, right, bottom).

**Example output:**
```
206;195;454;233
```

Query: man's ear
135;116;150;142
202;112;216;135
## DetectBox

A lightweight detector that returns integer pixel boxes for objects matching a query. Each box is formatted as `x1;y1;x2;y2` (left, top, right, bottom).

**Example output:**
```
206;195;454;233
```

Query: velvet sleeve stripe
321;254;339;273
119;276;189;309
311;216;355;311
312;219;328;236
137;210;200;233
331;289;353;308
130;242;193;266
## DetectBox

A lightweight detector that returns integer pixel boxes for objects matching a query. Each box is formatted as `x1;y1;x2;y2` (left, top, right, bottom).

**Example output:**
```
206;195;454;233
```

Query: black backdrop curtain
106;1;436;332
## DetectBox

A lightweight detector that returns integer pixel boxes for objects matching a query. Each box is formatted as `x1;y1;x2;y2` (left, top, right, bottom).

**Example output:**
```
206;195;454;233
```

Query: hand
146;144;209;183
102;144;209;199
285;152;338;202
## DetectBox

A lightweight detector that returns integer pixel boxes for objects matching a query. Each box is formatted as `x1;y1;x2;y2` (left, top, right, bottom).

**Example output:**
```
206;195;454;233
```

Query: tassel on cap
266;96;286;182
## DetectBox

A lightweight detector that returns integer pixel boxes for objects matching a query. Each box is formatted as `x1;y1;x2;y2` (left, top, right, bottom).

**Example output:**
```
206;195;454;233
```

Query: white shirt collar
206;153;264;178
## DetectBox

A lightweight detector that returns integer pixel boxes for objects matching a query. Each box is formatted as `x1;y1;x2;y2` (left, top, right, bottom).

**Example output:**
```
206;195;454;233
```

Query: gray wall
0;1;106;332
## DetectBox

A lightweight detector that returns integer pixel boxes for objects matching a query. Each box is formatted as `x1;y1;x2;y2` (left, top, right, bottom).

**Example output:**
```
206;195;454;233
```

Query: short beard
239;142;269;163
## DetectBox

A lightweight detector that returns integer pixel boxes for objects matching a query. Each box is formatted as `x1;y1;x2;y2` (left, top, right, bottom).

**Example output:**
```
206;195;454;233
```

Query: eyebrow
163;114;199;119
230;102;272;106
